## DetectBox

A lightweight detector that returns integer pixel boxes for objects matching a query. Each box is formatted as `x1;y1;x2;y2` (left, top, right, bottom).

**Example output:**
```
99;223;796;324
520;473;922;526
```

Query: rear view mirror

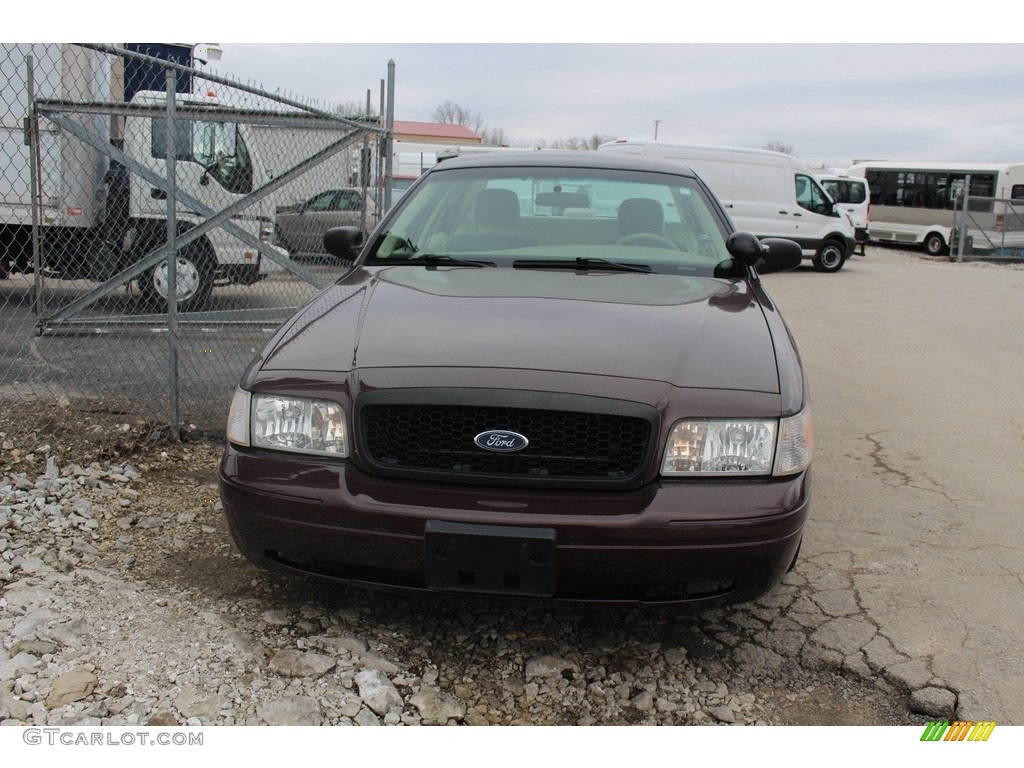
535;191;590;209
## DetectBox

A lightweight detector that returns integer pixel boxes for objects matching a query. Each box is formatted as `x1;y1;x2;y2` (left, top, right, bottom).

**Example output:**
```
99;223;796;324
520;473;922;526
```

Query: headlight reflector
227;388;348;457
662;419;775;475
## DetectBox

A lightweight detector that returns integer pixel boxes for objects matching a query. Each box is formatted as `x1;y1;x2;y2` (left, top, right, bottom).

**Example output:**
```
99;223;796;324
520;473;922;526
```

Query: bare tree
480;126;511;147
763;140;797;156
335;100;375;119
432;101;485;135
539;134;617;151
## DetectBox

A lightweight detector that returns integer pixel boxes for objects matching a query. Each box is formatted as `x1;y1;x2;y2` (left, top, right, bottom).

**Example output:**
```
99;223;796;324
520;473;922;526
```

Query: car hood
261;266;780;393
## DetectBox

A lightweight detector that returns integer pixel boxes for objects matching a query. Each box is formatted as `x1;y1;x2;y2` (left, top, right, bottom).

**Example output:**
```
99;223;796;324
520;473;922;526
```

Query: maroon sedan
220;151;812;605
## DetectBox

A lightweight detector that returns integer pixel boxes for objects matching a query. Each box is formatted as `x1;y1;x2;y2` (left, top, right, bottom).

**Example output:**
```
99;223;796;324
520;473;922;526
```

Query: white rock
525;653;578;679
410;690;466;725
174;684;227;720
0;653;39;682
354;669;403;716
268;649;336;678
257;695;322;726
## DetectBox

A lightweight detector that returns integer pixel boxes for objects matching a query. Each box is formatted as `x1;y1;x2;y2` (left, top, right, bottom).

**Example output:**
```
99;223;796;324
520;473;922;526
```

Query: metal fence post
384;60;395;212
165;68;180;439
955;175;970;263
25;55;45;319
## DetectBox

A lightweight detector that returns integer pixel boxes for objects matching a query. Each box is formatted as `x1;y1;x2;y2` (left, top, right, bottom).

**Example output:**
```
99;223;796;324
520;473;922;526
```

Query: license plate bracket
425;520;556;597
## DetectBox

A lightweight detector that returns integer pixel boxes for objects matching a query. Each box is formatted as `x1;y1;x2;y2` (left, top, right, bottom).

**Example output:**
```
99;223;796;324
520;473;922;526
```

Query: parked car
220;151;813;606
274;188;378;258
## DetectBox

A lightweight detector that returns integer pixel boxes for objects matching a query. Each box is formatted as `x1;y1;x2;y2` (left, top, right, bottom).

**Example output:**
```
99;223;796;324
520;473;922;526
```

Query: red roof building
392;120;481;145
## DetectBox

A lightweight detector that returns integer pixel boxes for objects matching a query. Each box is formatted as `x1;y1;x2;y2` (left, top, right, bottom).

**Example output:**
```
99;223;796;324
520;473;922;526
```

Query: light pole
191;44;223;66
654;119;662;140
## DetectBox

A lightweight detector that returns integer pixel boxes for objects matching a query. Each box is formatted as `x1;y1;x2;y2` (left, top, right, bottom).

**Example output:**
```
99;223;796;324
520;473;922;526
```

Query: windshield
151;117;253;194
364;165;735;276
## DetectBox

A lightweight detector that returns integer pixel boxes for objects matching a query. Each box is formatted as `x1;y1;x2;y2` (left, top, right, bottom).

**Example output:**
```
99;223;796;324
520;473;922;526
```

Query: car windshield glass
363;165;734;276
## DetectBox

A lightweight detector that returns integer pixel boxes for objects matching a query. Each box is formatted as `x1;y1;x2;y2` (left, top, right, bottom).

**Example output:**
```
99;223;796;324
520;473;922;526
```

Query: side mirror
757;237;803;273
726;232;802;273
725;232;763;265
324;226;364;259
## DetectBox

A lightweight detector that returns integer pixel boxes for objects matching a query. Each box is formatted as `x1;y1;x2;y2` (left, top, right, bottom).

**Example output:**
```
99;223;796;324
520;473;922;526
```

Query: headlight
661;411;812;477
226;387;348;457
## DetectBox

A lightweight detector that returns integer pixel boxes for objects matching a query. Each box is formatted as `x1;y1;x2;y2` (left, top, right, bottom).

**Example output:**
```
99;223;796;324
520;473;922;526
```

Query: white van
598;140;857;272
817;174;870;255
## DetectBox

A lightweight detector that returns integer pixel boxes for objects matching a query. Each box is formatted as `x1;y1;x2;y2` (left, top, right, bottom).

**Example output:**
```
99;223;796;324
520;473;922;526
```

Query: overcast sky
210;42;1024;169
31;2;1024;169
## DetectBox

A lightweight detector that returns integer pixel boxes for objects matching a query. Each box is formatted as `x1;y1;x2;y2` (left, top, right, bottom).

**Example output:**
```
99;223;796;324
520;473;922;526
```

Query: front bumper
220;445;810;605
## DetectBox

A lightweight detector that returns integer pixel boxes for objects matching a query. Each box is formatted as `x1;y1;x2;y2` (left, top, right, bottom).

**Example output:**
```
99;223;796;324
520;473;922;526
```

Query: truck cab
122;90;279;310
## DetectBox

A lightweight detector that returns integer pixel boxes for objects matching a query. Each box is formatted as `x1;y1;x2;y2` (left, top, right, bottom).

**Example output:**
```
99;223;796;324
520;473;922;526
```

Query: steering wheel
614;233;682;250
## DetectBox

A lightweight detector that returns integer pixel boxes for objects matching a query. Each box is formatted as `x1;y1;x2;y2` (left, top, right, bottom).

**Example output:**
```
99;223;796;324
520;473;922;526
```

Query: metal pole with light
191;44;223;66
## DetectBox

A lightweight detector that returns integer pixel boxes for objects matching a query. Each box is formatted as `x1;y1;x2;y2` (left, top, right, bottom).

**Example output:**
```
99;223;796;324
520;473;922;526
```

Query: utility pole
654;120;661;140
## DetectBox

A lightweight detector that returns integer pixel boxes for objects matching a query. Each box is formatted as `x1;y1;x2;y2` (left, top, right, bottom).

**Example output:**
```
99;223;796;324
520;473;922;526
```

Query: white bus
846;161;1024;255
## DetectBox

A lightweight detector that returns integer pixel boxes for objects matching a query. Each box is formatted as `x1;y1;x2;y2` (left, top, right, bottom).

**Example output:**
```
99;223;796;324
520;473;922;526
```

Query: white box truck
1;44;292;311
598;140;857;272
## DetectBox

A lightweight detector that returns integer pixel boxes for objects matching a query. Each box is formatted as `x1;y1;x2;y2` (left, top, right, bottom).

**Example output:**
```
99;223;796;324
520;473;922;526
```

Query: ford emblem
474;430;529;453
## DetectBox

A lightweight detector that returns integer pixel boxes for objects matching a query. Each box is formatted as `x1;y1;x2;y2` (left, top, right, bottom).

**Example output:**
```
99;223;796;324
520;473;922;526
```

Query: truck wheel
813;241;846;273
924;232;947;256
141;247;214;312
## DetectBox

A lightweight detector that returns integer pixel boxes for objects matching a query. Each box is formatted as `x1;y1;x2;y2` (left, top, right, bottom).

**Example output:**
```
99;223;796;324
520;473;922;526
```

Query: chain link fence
1;43;389;439
952;191;1024;261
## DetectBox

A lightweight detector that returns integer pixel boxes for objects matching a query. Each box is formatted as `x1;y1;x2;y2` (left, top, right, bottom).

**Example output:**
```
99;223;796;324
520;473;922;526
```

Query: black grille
359;402;652;485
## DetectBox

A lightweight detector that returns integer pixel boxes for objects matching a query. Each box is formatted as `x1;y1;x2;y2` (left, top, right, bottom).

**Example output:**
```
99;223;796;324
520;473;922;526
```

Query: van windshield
795;174;834;216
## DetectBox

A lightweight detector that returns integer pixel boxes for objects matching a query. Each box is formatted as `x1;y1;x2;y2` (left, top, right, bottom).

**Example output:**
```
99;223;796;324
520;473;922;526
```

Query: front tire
140;247;214;312
924;232;947;256
813;241;846;273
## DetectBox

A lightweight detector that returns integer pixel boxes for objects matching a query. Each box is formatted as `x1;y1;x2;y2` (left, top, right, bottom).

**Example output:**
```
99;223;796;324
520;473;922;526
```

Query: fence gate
1;43;391;438
952;183;1024;261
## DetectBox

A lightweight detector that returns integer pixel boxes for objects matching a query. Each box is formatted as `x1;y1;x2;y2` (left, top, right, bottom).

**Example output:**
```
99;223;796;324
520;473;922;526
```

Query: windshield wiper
379;254;496;268
513;257;652;273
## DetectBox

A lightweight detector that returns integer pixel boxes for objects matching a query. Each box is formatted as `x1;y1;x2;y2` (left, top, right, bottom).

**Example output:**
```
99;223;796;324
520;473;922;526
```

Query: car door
297;191;342;253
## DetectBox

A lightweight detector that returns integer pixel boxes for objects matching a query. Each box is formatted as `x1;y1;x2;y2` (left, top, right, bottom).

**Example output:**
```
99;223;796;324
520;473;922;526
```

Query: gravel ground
0;411;930;726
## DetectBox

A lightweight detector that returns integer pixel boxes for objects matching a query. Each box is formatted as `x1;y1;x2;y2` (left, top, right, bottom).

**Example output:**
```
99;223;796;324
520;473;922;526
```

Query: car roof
431;150;700;178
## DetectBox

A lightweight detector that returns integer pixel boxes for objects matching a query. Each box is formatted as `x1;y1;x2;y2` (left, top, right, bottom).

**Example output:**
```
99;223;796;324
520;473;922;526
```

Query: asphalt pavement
762;246;1024;724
